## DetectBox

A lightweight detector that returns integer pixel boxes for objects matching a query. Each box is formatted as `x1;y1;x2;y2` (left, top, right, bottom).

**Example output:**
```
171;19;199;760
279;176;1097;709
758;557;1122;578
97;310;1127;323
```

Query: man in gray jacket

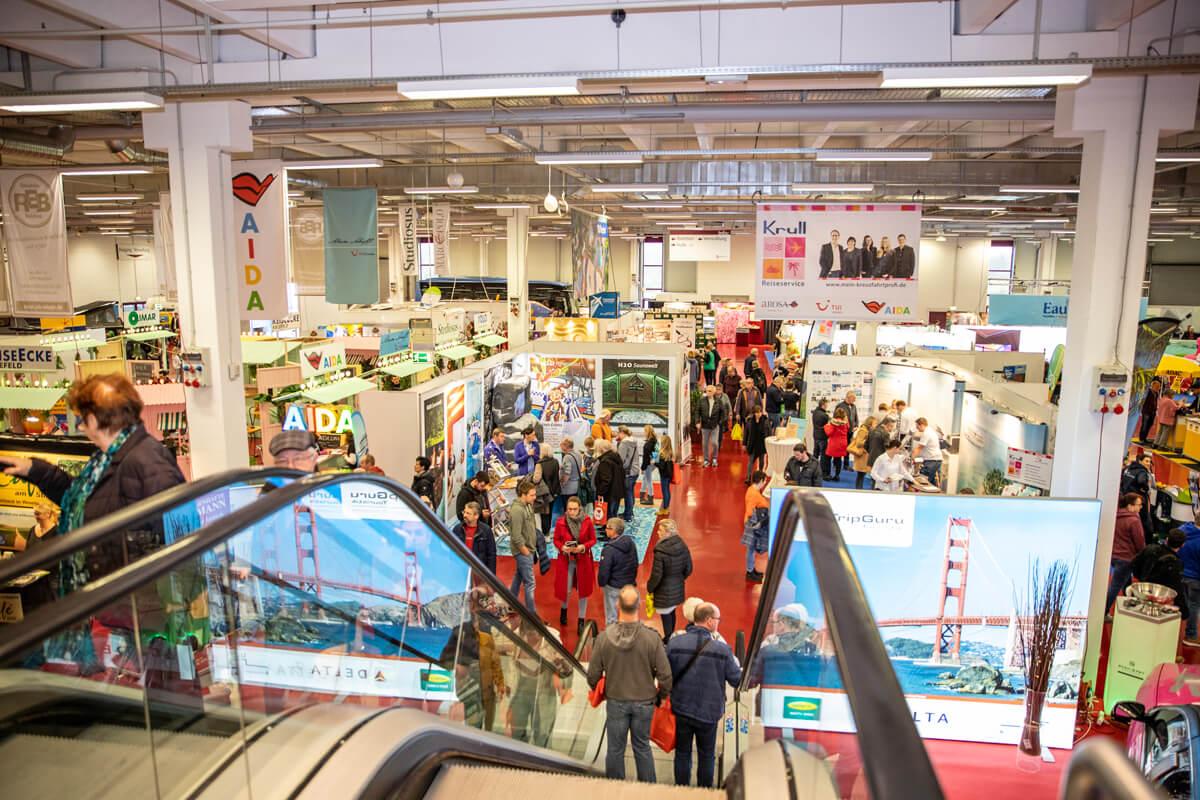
587;585;672;782
508;479;539;616
557;438;582;523
615;426;640;523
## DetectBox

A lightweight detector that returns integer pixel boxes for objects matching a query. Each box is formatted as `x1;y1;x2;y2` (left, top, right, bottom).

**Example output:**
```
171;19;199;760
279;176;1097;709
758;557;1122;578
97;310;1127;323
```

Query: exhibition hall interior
2;0;1200;797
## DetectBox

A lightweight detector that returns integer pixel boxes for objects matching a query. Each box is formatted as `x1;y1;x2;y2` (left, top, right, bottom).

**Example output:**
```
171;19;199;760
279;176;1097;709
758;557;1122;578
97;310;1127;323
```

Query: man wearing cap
269;430;320;472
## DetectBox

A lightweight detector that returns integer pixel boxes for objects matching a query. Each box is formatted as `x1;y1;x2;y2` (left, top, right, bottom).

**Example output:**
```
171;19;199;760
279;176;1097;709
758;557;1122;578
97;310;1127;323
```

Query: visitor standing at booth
1105;493;1146;616
616;426;640;523
513;426;541;477
912;417;944;489
557;438;582;522
592;409;614;442
812;398;831;479
554;496;596;634
412;457;436;502
1138;378;1162;443
593;440;625;529
483;427;509;470
834;392;859;472
639;425;659;506
823;408;850;483
849;417;877;490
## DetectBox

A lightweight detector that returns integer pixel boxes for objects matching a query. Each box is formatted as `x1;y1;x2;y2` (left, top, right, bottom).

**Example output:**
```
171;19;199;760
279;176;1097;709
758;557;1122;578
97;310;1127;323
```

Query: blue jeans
510;553;537;616
674;713;719;787
605;699;656;781
623;475;637;521
920;459;942;488
552;495;569;528
701;427;720;463
746;546;758;573
1106;558;1135;616
660;475;672;510
768;413;782;430
641;465;655;497
603;585;621;625
1185;577;1200;639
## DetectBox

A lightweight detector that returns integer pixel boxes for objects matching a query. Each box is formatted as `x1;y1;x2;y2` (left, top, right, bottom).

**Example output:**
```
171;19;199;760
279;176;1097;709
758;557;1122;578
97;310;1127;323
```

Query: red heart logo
862;301;885;314
305;352;323;370
232;171;276;206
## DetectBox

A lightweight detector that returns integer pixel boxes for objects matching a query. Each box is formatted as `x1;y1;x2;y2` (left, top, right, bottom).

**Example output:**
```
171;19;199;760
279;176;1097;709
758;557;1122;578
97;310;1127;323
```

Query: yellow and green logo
782;696;821;721
420;668;454;692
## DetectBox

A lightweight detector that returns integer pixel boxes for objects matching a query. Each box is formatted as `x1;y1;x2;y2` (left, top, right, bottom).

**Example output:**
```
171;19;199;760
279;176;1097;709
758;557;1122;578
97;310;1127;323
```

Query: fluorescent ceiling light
1156;153;1200;163
1032;218;1070;223
536;152;644;166
61;167;152;176
453;221;493;226
705;74;749;85
403;186;480;195
284;158;383;170
816;150;932;162
791;183;874;193
589;183;667;193
397;76;579;100
938;205;1005;211
77;193;143;202
1147;238;1173;243
99;231;137;236
921;216;955;222
1173;217;1200;223
473;203;533;209
999;185;1081;194
0;91;163;113
622;203;684;209
880;64;1091;89
692;211;754;216
1150;207;1179;214
83;209;137;216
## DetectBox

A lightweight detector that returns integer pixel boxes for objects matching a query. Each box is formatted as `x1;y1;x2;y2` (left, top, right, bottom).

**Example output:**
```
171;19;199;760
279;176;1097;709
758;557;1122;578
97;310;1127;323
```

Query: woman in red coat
554;496;597;634
823;407;851;482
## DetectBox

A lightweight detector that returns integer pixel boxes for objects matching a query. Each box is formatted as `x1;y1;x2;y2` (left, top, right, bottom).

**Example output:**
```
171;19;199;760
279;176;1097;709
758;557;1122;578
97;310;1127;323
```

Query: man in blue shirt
482;427;508;469
512;426;541;476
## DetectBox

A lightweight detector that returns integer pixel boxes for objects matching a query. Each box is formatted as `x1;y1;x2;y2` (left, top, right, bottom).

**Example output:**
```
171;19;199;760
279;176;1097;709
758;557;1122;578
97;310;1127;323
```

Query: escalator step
425;764;724;800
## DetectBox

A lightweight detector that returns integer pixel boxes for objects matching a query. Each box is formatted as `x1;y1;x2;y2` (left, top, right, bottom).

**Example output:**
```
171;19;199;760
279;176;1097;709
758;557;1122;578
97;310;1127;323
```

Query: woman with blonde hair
848;416;878;490
656;435;676;513
876;236;894;278
639;424;658;505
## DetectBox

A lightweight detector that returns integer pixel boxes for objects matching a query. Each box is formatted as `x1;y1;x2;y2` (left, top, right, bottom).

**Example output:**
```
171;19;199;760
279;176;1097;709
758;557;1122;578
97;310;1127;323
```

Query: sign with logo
1006;447;1052;491
282;403;355;434
125;308;159;328
765;489;1101;749
400;204;419;276
755;204;920;321
288;204;325;295
987;294;1148;327
420;668;454;692
473;311;493;334
299;342;347;377
324;188;380;304
0;169;73;316
589;291;620;319
431;203;451;276
379;329;411;356
669;231;730;262
0;345;55;372
231;160;287;320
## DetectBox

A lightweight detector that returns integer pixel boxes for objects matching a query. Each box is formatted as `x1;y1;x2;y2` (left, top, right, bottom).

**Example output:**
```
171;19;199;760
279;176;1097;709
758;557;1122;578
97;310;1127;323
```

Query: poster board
1006;448;1052;491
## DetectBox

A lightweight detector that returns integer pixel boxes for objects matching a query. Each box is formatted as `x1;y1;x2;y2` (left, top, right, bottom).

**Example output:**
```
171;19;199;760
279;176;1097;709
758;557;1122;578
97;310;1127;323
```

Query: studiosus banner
756;204;921;321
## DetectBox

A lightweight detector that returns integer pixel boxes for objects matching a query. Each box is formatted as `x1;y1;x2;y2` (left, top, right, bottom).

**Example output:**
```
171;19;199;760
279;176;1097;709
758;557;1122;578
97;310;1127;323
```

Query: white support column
505;208;530;347
479;238;489;276
855;322;879;357
1049;75;1199;683
143;101;254;475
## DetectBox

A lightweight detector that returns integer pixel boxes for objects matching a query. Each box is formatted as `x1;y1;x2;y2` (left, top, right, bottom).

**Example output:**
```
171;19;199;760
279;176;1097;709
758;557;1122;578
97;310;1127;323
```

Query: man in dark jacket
743;348;759;377
455;471;492;523
1121;453;1154;533
765;375;787;430
1138;378;1162;443
593;440;626;527
1105;493;1146;614
667;603;742;788
892;233;916;278
784;443;822;487
1177;522;1200;640
811;399;831;479
646;520;693;639
818;230;844;279
694;384;730;468
451;501;497;575
587;585;672;782
597;518;638;625
412;456;436;501
866;417;895;479
1133;528;1190;625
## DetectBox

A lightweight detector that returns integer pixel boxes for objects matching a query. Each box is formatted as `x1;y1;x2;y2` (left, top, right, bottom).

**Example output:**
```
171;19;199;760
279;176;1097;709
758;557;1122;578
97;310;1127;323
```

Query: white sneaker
703;460;711;467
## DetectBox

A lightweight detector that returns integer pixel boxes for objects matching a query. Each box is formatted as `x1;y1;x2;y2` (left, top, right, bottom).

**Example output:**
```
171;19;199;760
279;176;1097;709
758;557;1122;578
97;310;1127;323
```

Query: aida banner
755;203;921;321
431;203;451;277
763;489;1100;749
324;188;380;304
230;160;287;320
0;169;73;316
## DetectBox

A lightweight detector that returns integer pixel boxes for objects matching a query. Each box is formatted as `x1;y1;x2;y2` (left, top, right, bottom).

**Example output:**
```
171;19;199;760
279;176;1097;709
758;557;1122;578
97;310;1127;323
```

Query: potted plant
1014;559;1072;758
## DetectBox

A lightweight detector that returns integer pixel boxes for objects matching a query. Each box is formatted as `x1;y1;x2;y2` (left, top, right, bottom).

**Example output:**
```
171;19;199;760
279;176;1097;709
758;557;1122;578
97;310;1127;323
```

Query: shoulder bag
650;638;713;752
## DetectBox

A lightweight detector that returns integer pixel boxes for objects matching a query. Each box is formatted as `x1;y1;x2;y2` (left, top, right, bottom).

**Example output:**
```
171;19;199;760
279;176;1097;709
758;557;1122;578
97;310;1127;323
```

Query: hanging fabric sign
400;204;419;276
0;169;73;316
289;204;325;296
324;187;380;304
152;191;178;302
431;203;451;276
570;209;606;308
230;159;287;320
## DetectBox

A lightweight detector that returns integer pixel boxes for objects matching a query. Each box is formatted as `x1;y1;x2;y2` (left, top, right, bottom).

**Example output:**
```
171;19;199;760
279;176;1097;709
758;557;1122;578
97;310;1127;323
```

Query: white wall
67;234;160;307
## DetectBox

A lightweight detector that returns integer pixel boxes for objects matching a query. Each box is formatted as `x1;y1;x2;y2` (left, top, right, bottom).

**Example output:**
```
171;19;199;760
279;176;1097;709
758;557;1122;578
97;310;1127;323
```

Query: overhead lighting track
0;91;163;113
880;64;1091;88
397;77;580;100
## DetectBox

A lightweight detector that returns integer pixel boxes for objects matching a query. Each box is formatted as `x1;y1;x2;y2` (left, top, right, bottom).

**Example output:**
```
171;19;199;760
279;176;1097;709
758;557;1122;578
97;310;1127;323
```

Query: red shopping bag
650;697;677;752
588;676;606;708
593;499;609;527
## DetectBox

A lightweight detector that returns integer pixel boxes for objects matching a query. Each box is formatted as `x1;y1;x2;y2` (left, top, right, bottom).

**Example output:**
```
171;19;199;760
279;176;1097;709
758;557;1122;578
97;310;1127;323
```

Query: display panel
763;488;1100;749
528;355;597;451
957;393;1049;496
600;357;671;433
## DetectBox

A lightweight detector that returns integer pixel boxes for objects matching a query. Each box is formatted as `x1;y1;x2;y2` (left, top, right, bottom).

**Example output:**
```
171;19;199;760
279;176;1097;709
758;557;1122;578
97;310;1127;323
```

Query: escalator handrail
1059;737;1159;800
0;472;587;680
739;489;945;800
0;466;304;587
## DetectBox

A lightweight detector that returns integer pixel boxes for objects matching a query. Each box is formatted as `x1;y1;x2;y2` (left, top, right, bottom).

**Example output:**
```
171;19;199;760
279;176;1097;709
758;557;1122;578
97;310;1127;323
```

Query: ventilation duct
0;124;75;158
105;139;168;164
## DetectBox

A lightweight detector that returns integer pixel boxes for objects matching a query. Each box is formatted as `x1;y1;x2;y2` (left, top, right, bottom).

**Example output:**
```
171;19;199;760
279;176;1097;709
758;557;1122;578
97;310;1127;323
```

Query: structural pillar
505;208;530;347
855;322;879;357
1049;75;1199;684
478;238;489;276
143;101;254;475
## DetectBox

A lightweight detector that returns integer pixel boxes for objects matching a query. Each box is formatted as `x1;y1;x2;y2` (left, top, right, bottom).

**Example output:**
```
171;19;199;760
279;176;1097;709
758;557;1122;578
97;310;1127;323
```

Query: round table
766;436;803;475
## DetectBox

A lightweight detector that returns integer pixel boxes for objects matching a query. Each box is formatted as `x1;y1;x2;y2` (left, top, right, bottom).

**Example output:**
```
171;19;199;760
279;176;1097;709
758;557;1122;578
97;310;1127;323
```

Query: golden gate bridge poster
761;489;1100;749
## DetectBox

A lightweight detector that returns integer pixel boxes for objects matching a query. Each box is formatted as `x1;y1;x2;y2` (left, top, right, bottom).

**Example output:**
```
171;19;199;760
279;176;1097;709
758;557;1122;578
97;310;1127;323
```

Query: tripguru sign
231;161;287;321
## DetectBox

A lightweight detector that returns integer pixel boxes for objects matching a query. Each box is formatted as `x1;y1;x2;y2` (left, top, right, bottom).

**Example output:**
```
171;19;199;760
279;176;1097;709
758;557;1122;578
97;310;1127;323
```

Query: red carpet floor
496;344;1131;799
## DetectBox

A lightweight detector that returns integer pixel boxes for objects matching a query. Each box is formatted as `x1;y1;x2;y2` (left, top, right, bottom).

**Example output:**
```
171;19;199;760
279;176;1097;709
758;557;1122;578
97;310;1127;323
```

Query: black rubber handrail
738;489;944;800
1059;737;1159;800
0;472;586;679
0;466;303;588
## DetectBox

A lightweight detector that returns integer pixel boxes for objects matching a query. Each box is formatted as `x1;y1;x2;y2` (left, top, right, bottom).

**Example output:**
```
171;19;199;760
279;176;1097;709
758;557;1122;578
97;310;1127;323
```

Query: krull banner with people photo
755;204;921;321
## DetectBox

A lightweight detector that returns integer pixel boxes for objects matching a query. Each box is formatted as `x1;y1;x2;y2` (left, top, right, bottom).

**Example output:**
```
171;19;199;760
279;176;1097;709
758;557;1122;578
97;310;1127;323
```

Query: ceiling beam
621;124;656;151
31;0;204;63
0;0;101;68
956;0;1019;35
1088;0;1167;31
809;121;841;149
170;0;315;59
694;122;721;151
865;120;924;149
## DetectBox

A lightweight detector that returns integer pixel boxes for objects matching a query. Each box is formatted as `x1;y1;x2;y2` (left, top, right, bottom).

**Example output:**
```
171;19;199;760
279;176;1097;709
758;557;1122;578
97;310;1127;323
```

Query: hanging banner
431;203;451;277
755;203;921;321
231;160;287;320
324;188;380;304
152;191;178;302
400;204;419;276
0;169;73;316
289;204;325;296
571;209;607;309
